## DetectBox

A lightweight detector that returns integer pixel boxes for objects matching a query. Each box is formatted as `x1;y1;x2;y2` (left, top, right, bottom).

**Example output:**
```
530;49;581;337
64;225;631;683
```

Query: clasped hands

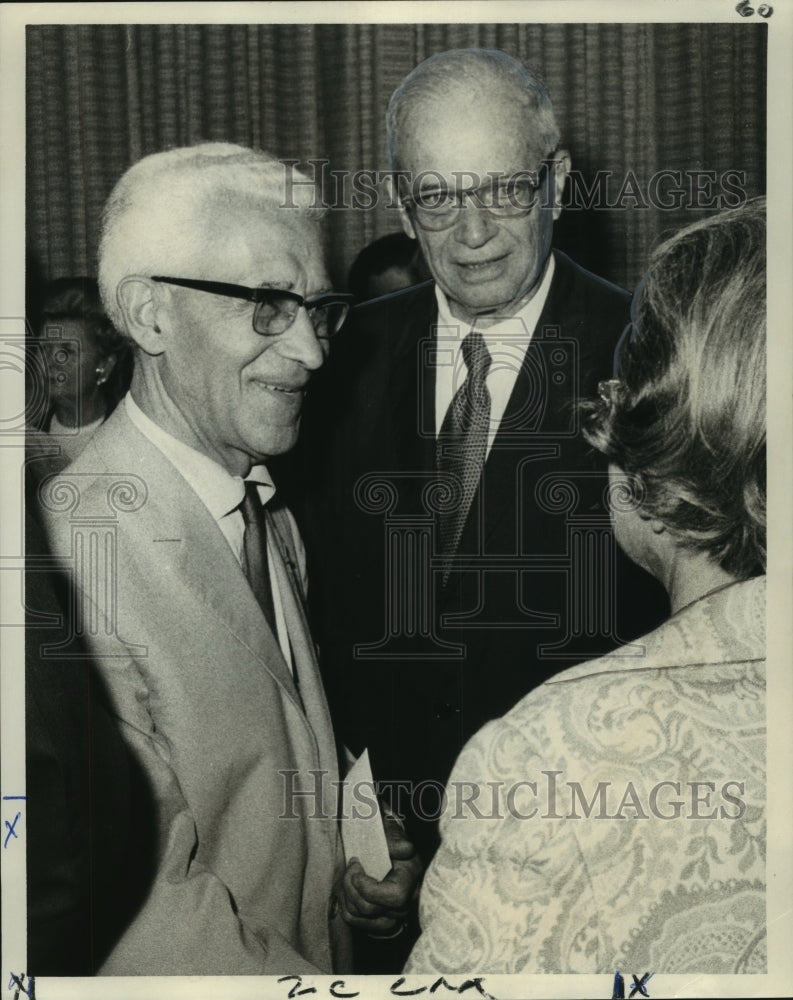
338;815;422;937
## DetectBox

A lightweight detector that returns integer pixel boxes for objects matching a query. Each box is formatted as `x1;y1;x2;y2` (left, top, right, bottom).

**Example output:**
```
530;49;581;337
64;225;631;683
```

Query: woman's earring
95;366;108;386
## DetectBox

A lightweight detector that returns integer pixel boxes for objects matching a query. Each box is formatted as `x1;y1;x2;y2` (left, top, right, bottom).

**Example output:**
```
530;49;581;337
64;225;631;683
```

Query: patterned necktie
240;481;277;634
436;330;492;582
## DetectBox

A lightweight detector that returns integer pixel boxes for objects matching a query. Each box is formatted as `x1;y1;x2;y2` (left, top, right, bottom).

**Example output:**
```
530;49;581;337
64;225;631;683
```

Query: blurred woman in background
28;276;132;471
405;198;767;975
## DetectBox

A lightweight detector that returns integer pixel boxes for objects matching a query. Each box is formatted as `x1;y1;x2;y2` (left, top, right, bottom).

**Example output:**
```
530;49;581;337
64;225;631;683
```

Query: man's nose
453;200;498;248
278;308;327;371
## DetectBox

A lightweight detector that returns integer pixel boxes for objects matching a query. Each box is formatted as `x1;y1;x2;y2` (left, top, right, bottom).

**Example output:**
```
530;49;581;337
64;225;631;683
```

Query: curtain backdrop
26;22;766;295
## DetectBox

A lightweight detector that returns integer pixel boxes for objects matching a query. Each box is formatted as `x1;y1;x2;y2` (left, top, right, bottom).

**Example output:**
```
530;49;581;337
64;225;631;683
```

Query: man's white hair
386;48;561;171
98;143;322;333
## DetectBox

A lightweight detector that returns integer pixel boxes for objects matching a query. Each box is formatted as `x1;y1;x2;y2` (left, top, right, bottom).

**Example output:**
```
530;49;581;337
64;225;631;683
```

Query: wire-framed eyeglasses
400;162;552;232
151;276;354;339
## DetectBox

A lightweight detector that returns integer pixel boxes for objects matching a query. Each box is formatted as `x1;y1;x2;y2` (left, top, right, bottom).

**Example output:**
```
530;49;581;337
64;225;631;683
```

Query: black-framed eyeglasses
400;161;552;232
150;276;354;339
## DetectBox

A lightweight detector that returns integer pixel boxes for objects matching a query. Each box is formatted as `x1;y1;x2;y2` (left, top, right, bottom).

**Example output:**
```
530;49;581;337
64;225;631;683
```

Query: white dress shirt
434;254;555;452
124;394;294;669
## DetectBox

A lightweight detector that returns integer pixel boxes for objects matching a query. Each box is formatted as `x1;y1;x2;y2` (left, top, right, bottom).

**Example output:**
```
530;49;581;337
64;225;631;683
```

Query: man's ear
115;277;166;356
550;148;571;221
385;173;418;240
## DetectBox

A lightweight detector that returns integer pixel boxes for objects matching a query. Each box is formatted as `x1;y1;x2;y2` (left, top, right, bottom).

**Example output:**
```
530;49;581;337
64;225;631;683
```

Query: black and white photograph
1;2;791;998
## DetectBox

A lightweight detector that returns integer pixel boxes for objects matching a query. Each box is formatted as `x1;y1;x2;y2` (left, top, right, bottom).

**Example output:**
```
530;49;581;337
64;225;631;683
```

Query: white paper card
340;748;392;881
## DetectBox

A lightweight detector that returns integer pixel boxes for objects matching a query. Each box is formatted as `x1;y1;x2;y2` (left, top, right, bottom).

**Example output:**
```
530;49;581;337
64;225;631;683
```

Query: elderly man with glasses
37;143;417;975
305;49;668;883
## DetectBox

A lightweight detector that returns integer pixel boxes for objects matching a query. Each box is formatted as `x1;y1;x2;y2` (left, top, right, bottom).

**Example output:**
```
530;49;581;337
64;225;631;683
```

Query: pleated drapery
27;22;766;293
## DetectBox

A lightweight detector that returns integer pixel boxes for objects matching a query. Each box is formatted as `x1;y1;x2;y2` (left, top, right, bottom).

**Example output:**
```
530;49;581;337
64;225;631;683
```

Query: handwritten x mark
7;973;35;1000
3;811;21;848
629;972;653;998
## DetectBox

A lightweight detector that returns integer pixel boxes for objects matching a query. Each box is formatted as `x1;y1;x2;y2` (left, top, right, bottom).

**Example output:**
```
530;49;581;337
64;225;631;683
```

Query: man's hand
338;816;423;936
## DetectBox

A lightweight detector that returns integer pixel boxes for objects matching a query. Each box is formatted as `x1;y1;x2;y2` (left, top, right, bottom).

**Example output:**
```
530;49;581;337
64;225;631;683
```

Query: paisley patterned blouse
405;576;766;974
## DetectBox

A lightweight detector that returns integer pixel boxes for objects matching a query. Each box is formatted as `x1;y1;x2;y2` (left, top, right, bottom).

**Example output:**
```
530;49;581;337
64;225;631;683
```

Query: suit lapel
267;511;338;775
90;406;305;714
443;253;580;583
377;270;589;599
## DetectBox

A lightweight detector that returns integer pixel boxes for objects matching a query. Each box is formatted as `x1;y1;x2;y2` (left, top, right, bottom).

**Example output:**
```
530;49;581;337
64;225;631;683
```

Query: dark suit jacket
299;251;668;858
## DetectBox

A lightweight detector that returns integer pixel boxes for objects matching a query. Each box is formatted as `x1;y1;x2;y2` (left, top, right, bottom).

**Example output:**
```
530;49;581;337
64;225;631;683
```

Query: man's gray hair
386;48;561;171
98;143;321;333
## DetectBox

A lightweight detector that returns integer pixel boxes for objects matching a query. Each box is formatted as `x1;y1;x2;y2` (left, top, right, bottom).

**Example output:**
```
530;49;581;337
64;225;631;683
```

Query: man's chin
449;279;543;324
449;294;520;324
247;429;299;464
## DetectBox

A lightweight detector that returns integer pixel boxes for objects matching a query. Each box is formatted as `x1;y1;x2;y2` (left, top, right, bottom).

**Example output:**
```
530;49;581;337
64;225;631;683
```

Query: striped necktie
436;330;492;582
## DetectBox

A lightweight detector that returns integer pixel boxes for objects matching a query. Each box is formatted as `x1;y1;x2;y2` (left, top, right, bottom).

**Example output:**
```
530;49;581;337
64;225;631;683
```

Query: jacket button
328;895;340;920
433;700;458;720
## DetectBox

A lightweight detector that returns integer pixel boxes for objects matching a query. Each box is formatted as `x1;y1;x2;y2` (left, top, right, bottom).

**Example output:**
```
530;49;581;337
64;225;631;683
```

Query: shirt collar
434;252;556;343
124;393;274;521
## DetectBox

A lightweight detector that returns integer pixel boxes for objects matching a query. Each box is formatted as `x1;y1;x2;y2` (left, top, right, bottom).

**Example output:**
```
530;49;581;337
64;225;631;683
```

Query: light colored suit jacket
405;576;766;974
40;404;351;975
